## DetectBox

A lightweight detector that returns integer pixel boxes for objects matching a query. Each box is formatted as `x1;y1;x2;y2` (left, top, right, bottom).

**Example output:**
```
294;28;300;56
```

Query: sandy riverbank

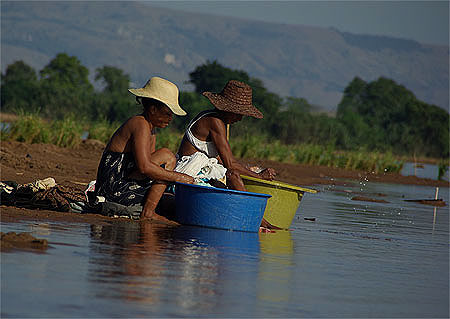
1;140;448;225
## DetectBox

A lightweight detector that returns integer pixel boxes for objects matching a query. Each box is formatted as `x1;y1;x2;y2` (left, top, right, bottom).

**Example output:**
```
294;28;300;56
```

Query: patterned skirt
94;151;153;206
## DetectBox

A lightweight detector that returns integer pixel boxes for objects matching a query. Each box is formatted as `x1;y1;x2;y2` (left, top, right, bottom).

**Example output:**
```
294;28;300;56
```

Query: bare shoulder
107;116;150;152
126;115;147;126
206;116;226;132
123;115;150;133
192;114;224;138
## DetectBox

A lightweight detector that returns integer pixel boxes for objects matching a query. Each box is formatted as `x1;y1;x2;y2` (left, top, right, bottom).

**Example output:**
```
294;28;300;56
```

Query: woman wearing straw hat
94;77;194;223
175;80;278;229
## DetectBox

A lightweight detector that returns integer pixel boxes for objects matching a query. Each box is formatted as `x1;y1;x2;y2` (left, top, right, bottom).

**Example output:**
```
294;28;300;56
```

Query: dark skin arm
208;117;276;180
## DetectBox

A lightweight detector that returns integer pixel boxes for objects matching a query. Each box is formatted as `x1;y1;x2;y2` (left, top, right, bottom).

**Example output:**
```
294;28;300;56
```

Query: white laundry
175;152;227;181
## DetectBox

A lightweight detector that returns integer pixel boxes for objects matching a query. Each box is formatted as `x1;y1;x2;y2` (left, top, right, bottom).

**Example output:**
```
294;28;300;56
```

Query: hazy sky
149;1;449;46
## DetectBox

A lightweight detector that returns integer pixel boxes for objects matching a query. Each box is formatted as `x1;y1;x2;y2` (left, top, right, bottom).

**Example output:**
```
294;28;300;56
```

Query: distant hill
1;1;448;110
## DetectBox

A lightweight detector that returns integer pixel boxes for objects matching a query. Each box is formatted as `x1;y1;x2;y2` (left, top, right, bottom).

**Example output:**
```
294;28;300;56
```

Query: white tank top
185;111;219;158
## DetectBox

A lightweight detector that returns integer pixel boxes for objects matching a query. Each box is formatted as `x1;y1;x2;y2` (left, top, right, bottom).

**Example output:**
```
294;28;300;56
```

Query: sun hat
202;80;263;119
128;77;186;116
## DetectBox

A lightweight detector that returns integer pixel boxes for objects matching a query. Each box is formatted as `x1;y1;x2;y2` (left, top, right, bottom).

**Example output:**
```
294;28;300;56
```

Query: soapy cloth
175;152;227;183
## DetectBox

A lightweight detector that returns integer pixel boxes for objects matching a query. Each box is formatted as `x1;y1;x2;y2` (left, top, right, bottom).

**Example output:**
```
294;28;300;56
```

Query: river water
401;162;449;181
1;179;449;318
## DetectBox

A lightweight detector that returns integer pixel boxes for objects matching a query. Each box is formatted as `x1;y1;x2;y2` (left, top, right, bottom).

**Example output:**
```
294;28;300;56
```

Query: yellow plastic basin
241;175;317;229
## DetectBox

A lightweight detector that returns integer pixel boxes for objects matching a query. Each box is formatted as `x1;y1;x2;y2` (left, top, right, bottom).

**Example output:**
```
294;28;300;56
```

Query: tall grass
2;113;88;148
88;118;120;144
2;114;404;173
50;115;85;147
1;113;52;144
230;135;404;174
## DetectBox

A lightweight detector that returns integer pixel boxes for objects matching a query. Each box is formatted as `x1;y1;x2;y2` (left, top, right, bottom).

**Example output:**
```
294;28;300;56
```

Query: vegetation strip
2;113;403;174
1;55;448;176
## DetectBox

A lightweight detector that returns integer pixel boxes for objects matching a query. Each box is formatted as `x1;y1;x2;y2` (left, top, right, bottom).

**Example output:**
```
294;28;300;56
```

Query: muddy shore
1;140;448;225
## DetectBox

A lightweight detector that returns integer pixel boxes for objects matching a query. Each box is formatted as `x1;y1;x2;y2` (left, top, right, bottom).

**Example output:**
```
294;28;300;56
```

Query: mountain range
1;1;448;111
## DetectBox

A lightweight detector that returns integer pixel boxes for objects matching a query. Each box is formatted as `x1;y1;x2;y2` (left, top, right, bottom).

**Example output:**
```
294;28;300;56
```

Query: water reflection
88;222;174;304
257;231;294;304
3;180;448;317
87;222;271;314
432;206;437;233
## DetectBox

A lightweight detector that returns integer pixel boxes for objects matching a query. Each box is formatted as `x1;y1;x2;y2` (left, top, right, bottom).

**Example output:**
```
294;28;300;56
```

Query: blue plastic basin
174;182;271;232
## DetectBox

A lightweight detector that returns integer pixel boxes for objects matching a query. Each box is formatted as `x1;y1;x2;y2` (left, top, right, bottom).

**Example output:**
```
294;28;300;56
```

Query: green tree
270;97;345;146
248;77;282;122
337;76;449;158
93;66;136;122
336;77;367;116
1;61;40;113
39;53;94;119
188;60;251;94
95;66;130;94
270;97;312;144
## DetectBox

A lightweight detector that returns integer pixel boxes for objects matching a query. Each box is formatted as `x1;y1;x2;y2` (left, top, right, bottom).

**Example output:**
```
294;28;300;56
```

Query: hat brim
202;92;263;119
128;88;186;116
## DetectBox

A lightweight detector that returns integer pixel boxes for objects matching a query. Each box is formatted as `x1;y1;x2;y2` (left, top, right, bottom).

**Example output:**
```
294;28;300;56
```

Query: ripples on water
1;180;449;318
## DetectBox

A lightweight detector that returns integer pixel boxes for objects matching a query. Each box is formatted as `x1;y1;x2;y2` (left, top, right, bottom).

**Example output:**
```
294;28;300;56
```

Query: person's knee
157;148;176;170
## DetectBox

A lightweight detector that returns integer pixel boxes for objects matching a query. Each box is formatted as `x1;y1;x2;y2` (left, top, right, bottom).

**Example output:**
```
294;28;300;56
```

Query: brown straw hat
202;80;263;119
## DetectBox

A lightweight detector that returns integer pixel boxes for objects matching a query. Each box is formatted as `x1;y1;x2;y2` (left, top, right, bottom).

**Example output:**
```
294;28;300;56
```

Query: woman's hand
258;168;276;181
177;173;195;184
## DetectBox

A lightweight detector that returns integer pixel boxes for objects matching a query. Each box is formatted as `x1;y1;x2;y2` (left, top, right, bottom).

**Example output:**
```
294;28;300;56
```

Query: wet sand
1;140;448;225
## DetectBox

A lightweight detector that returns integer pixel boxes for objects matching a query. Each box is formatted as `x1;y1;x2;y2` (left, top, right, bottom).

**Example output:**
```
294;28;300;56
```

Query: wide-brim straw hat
128;77;186;116
202;80;263;119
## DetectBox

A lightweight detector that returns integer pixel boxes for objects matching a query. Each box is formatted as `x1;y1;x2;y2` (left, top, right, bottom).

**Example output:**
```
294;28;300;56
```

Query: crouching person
93;77;194;223
175;80;278;230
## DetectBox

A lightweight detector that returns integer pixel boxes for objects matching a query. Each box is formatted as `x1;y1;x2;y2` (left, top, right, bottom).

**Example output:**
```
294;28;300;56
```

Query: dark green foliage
38;53;94;119
248;77;282;122
0;54;138;124
188;60;251;94
93;66;137;123
189;62;448;159
1;56;448;160
1;61;41;113
337;76;449;158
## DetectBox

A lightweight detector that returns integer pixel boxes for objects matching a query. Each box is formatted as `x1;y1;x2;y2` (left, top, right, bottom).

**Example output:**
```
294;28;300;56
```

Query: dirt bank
1;140;448;226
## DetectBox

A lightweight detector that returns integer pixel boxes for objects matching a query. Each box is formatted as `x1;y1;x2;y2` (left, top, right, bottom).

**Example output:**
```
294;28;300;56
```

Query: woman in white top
176;80;276;191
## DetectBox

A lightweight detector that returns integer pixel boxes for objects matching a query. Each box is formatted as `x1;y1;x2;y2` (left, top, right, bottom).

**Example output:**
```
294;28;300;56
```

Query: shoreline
1;140;448;226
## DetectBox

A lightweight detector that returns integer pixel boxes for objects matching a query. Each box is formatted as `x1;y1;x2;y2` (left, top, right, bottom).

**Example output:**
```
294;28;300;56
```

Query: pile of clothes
0;177;142;220
1;178;84;211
